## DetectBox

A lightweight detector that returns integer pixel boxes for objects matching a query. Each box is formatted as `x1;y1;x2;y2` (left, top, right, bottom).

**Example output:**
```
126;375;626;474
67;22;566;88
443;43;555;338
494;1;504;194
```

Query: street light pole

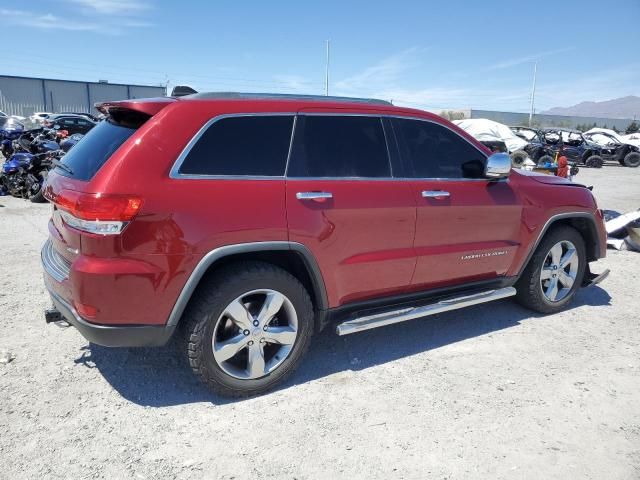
325;40;330;96
529;61;537;127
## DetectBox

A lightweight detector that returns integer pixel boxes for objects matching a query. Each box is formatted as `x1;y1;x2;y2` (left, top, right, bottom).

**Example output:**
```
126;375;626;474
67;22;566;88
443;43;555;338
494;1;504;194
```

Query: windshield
586;133;619;145
55;119;137;181
513;128;537;141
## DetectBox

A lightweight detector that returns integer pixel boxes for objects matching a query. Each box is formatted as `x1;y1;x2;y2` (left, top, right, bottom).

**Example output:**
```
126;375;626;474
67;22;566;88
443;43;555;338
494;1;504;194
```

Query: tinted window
288;116;390;178
178;116;294;176
56;119;136;181
392;118;486;179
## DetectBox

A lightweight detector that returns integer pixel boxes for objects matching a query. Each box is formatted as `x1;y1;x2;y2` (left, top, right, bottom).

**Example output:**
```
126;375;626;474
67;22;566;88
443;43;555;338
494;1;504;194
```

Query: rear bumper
42;239;175;347
45;281;175;347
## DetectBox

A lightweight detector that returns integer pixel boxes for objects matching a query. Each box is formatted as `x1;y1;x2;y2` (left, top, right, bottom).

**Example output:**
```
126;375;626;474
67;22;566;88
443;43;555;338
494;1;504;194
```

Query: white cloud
1;4;151;34
65;0;150;15
485;47;574;71
335;47;426;92
271;75;314;92
0;9;102;31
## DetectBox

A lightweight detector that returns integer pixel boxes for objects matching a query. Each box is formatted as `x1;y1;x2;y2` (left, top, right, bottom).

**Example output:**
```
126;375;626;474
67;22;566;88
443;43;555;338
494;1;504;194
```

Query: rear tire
29;190;47;203
585;155;603;168
28;170;48;203
538;154;554;165
515;226;586;314
180;261;314;397
623;152;640;168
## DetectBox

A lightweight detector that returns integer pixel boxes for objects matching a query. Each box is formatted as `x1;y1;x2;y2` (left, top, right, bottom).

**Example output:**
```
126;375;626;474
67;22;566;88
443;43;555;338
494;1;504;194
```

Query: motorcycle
0;129;66;202
59;133;84;152
0;117;25;158
0;150;61;202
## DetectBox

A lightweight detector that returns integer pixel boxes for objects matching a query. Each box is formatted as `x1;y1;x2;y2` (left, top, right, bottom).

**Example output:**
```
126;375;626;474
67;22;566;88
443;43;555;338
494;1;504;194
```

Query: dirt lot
1;166;639;480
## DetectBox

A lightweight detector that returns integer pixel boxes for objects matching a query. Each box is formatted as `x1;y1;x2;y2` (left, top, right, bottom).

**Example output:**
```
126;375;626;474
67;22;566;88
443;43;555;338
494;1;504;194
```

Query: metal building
0;75;166;117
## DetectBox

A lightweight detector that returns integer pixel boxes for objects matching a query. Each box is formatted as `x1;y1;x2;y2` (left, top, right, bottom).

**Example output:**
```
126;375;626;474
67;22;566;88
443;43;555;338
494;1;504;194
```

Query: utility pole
325;40;330;96
529;61;537;127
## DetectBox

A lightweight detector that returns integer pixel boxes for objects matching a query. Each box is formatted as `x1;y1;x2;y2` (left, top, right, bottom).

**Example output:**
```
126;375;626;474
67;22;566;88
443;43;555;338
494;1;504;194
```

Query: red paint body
42;97;607;327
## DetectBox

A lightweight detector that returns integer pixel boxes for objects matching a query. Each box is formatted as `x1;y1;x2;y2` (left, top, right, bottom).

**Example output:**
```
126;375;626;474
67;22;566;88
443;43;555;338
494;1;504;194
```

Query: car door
59;117;77;134
391;117;523;290
285;113;416;308
77;119;94;134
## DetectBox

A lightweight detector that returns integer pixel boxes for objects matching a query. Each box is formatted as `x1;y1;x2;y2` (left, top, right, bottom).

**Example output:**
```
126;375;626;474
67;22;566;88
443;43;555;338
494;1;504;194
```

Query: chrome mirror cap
485;153;512;178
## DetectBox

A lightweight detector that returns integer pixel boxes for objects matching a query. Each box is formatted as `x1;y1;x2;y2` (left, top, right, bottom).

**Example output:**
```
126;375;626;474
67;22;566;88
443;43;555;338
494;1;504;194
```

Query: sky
2;0;639;113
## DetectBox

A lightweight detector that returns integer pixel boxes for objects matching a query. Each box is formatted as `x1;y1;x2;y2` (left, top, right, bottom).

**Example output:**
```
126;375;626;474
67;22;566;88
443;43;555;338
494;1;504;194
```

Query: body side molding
166;241;328;326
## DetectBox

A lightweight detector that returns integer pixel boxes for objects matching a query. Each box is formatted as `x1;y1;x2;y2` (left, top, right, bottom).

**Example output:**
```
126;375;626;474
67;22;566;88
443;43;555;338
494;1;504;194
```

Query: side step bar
335;287;517;336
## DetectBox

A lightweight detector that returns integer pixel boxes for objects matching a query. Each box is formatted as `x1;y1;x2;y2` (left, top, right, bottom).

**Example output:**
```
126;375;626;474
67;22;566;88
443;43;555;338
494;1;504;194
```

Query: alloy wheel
540;240;579;302
212;289;298;380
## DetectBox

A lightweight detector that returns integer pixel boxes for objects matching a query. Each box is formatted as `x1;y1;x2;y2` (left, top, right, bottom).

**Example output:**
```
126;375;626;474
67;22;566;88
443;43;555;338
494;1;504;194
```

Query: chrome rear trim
41;239;71;282
335;287;517;336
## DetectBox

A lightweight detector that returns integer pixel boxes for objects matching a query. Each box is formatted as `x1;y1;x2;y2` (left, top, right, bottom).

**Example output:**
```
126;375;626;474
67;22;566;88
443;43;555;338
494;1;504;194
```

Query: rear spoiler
95;97;176;117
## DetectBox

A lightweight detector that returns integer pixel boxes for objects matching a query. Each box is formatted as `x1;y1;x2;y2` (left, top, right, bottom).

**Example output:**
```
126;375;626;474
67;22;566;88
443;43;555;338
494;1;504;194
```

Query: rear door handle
421;190;450;199
296;192;333;201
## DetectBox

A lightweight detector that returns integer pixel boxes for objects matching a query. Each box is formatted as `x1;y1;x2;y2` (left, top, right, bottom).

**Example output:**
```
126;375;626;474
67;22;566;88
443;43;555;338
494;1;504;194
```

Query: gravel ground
0;166;639;480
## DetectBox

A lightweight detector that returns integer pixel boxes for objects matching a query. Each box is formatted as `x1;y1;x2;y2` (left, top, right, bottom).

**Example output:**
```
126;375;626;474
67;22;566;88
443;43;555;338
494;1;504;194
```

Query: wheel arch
166;242;328;327
517;212;602;278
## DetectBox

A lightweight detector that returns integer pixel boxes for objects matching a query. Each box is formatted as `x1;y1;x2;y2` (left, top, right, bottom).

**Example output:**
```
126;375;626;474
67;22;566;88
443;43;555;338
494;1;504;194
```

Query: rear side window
178;115;294;176
392;118;486;179
287;115;390;178
56;119;137;181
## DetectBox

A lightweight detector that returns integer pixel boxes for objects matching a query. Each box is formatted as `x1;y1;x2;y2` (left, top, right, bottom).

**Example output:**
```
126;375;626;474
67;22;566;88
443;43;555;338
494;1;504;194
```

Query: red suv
42;93;609;397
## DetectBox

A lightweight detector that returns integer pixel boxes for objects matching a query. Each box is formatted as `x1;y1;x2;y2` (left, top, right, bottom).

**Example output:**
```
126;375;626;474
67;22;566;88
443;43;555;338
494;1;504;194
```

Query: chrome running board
335;287;517;336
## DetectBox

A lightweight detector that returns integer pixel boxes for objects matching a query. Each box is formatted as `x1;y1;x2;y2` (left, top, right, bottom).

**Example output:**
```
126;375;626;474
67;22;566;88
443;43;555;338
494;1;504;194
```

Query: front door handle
421;190;450;199
296;191;333;201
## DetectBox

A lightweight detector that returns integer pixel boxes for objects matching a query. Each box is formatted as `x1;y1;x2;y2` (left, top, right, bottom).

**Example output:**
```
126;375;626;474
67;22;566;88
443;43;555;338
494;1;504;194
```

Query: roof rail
181;91;392;106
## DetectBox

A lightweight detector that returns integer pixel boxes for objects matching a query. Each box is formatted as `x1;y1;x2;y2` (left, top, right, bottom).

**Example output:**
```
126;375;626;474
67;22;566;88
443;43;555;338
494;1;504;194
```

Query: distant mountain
541;96;640;119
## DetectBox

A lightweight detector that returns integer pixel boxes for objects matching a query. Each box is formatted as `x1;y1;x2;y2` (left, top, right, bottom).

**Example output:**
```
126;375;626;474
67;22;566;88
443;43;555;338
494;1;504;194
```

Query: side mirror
485;153;511;179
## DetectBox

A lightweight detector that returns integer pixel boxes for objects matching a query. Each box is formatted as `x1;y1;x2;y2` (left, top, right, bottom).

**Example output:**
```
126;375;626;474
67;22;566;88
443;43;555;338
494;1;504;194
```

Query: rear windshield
55;119;137;181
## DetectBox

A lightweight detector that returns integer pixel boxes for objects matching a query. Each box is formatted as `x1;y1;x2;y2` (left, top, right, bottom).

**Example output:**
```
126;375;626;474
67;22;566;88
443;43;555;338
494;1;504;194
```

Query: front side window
287;115;390;178
392;118;486;179
178;115;294;176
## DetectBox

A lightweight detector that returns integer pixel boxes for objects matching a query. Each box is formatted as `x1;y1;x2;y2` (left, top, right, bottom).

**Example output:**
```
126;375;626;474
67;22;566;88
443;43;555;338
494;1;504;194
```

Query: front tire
585;155;603;168
180;261;314;397
515;226;586;314
623;152;640;168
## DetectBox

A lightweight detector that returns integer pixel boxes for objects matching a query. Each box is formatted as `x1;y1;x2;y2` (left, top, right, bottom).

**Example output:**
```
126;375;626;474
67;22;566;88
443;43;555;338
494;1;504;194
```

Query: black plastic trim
515;212;603;279
46;284;175;347
166;241;328;327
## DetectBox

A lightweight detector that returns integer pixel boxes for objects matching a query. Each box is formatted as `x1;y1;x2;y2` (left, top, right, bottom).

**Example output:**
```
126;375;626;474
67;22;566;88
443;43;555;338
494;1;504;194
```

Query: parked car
0;110;26;121
29;112;53;124
41;93;609;397
452;120;526;152
43;114;96;135
583;131;640;167
58;111;100;122
621;132;640;147
513;127;607;168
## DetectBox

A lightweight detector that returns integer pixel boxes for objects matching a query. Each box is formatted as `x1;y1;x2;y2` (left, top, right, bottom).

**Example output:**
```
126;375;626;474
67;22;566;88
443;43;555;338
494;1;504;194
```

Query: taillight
45;189;142;235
